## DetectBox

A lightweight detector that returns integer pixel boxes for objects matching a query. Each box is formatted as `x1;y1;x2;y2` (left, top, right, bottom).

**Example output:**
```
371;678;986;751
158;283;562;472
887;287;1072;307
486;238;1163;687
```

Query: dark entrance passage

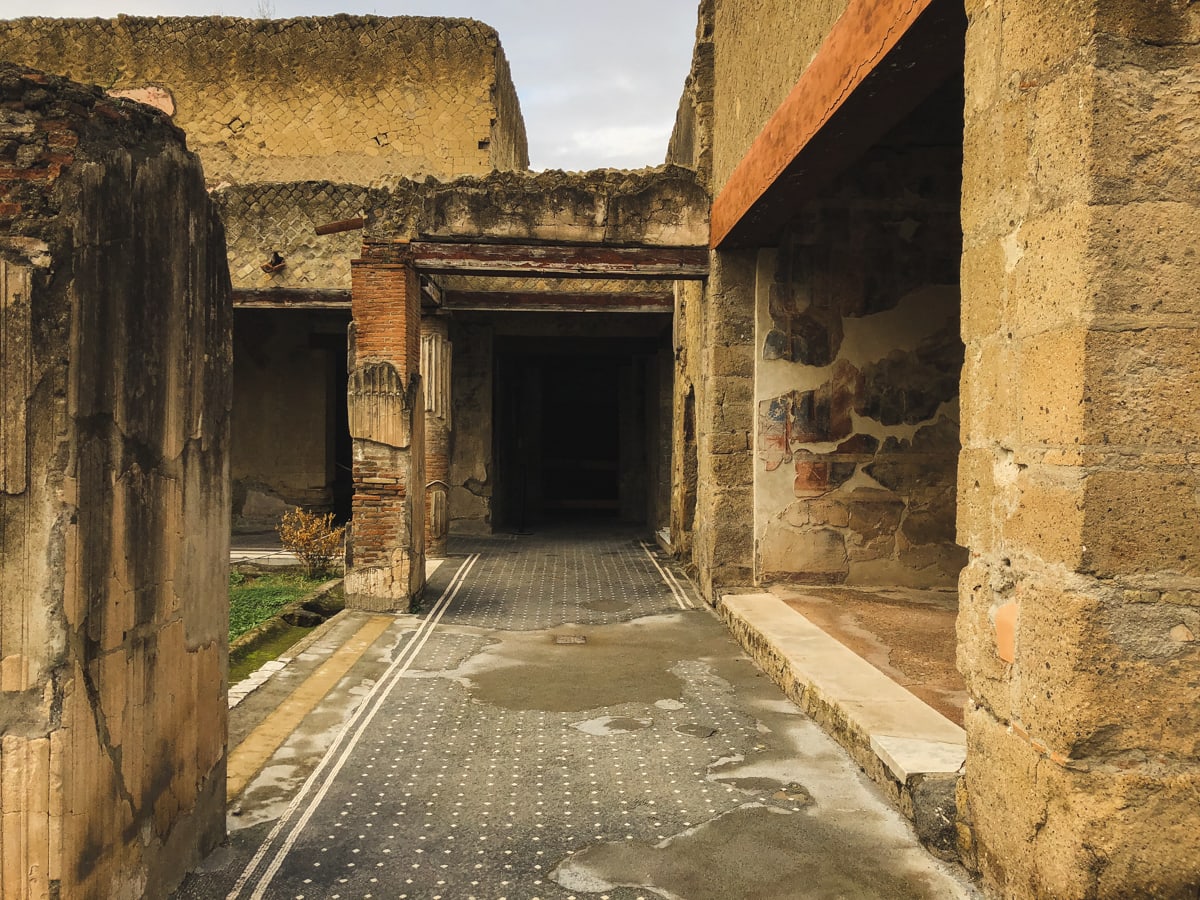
494;335;665;529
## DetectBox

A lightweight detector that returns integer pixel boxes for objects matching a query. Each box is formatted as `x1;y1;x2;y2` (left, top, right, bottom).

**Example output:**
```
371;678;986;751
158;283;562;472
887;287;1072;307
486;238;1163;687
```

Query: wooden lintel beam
710;0;965;249
407;242;709;280
233;288;350;309
442;290;674;314
315;217;366;236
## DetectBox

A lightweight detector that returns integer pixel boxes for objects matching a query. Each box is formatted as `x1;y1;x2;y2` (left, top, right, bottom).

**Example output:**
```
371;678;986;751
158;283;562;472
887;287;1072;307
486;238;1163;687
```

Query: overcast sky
1;0;700;171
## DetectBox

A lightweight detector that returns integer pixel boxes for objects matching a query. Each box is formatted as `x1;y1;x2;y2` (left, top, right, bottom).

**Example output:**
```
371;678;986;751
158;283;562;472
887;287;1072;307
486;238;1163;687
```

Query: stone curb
718;591;965;862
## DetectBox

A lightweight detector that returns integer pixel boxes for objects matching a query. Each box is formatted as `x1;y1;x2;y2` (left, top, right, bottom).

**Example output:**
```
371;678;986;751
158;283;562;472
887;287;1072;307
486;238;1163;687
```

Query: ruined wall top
0;62;194;259
0;15;530;187
368;165;710;247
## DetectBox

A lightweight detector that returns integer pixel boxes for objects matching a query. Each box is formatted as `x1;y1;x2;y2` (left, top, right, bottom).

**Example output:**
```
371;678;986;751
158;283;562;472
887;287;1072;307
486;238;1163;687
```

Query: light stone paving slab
720;592;966;784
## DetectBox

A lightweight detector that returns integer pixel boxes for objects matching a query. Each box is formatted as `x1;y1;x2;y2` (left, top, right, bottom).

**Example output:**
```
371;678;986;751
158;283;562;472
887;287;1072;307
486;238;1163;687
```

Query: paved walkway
179;527;976;900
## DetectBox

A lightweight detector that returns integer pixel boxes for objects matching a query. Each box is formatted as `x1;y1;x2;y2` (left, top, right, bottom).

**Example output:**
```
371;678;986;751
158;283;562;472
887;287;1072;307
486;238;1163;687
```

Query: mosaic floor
178;526;975;900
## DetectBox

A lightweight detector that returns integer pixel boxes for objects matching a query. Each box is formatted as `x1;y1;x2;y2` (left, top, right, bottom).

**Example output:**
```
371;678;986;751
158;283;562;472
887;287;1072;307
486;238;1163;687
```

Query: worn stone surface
958;0;1200;895
368;165;709;247
0;16;528;187
0;64;230;900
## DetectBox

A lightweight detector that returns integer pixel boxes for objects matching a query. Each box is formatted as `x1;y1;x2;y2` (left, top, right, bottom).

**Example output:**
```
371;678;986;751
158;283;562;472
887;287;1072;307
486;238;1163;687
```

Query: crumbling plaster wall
711;0;849;194
0;65;230;899
754;90;966;588
232;309;348;528
0;16;529;187
448;319;494;534
957;0;1200;896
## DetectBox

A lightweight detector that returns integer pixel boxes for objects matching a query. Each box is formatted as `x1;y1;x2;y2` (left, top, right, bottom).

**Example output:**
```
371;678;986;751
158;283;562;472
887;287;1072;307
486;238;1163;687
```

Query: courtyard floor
178;526;976;900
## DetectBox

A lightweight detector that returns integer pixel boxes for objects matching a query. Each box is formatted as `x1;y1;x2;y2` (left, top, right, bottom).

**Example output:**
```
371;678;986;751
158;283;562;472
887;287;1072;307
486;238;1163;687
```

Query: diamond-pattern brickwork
0;16;529;188
214;182;377;291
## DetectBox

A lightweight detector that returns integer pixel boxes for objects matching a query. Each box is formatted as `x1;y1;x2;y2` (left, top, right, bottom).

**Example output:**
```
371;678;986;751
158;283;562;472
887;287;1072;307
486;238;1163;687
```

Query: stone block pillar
958;2;1200;895
346;248;425;610
421;315;452;558
692;248;755;601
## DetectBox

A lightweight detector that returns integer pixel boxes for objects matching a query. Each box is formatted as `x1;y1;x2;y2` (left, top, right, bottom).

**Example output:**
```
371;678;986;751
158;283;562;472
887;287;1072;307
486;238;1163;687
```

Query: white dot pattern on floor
439;529;685;630
183;526;966;900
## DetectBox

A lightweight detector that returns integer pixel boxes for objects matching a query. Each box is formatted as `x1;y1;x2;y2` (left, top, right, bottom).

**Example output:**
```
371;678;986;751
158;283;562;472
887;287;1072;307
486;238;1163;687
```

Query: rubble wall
0;65;231;899
753;85;966;588
957;0;1200;895
0;15;529;186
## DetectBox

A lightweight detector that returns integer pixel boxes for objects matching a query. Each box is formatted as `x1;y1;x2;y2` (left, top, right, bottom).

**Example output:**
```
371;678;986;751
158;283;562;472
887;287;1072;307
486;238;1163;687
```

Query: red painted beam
710;0;965;249
407;241;709;280
442;290;673;314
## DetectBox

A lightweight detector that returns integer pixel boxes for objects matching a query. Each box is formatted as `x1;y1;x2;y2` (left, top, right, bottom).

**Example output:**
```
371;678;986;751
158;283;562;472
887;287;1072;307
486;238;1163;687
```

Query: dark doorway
494;336;659;529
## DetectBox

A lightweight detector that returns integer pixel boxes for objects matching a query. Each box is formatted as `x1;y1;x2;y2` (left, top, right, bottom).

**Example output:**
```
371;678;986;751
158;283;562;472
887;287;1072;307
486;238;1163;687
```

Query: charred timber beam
406;242;709;279
442;290;673;314
315;216;366;235
710;0;966;249
233;288;350;309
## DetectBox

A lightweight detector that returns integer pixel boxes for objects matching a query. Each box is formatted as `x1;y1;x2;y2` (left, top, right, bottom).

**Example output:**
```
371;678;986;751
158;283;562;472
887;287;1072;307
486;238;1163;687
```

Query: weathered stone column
958;1;1200;895
346;246;425;610
692;249;755;601
421;314;452;557
0;65;231;899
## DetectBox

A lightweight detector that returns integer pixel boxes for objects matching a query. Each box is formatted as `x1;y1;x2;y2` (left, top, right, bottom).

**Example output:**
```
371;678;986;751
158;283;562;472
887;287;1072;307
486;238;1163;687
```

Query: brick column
421;315;452;557
345;247;425;610
957;1;1200;895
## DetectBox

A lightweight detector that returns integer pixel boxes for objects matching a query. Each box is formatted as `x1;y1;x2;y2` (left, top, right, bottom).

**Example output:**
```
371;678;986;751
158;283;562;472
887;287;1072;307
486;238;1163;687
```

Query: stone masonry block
1014;579;1200;759
1091;48;1200;206
959;237;1005;343
1084;326;1200;448
960;335;1017;449
1092;201;1200;324
1082;469;1200;580
1003;465;1085;568
955;558;1014;722
956;447;998;555
1009;203;1091;338
1016;328;1086;447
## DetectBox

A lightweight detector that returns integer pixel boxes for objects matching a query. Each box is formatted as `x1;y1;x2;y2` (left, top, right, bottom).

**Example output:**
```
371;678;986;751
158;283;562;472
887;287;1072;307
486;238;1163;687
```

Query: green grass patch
229;571;326;641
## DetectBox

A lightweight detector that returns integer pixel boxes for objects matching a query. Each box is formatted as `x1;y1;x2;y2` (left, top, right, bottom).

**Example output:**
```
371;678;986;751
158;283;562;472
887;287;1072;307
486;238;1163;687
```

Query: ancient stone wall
710;0;849;194
0;65;230;899
958;0;1200;895
753;86;965;588
0;16;529;187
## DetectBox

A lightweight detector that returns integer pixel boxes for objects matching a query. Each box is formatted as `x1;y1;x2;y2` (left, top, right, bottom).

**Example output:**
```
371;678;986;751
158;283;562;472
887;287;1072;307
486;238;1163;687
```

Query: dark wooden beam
233;288;350;309
315;217;366;236
407;242;709;280
710;0;966;249
442;290;673;314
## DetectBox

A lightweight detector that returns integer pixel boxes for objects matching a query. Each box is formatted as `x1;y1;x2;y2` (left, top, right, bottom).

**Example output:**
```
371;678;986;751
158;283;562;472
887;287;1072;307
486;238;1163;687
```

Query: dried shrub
278;508;346;578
